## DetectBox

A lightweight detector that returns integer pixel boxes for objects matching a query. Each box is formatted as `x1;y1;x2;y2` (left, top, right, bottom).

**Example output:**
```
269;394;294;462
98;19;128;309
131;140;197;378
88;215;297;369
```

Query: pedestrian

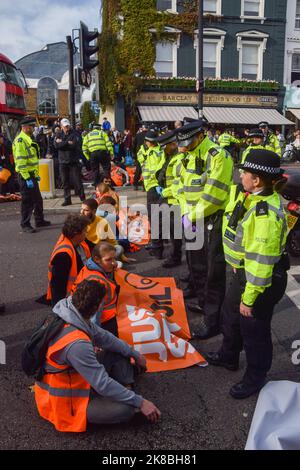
35;279;161;432
0;132;15;195
13;116;51;233
54;118;85;206
206;149;289;399
102;117;111;132
175;120;233;339
46;214;91;307
82;123;114;187
132;125;148;190
46;126;61;188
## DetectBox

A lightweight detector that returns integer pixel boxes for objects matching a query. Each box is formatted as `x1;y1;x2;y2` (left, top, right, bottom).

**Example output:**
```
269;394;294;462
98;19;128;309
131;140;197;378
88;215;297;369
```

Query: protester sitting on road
72;242;120;335
47;214;91;306
35;279;161;432
95;179;119;212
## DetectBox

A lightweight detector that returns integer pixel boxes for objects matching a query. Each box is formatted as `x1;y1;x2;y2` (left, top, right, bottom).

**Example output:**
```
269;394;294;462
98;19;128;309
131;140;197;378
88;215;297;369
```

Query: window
241;0;265;19
236;31;268;81
204;42;217;78
37;77;58;115
296;0;300;29
292;53;300;82
204;0;221;15
154;42;176;77
157;0;176;12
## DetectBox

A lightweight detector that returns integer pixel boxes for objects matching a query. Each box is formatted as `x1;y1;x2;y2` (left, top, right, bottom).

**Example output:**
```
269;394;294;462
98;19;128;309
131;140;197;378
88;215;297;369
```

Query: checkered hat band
243;161;280;174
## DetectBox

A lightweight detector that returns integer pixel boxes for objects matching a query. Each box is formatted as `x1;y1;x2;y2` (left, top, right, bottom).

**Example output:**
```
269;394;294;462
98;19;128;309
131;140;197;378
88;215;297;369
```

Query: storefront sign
137;92;278;107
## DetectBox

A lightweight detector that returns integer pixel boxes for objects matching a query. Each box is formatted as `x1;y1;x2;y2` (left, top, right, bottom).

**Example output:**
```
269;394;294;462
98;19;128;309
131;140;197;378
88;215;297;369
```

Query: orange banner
115;270;206;372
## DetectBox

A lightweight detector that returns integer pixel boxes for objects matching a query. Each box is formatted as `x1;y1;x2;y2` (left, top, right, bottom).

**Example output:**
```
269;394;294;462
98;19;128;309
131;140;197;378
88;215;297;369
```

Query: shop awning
203;107;293;125
138;105;293;125
287;108;300;120
138;105;199;122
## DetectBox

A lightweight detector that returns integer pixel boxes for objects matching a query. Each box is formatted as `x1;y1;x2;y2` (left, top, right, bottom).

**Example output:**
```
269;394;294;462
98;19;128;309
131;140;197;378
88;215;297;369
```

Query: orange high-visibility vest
34;324;91;433
47;235;91;301
111;166;123;186
72;267;118;325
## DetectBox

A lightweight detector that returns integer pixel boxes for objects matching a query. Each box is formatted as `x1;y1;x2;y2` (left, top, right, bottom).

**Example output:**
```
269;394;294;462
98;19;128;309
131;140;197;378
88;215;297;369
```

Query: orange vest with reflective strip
72;267;118;325
111;166;123;186
47;235;91;301
34;324;91;433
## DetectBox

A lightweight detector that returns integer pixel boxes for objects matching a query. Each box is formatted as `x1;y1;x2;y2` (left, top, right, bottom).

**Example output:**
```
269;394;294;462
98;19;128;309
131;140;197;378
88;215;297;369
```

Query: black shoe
186;303;204;314
0;303;5;313
162;259;181;268
180;273;190;283
80;195;86;202
206;352;239;371
229;380;265;399
61;199;72;207
22;225;36;233
134;186;139;191
35;220;51;227
192;324;220;340
149;249;163;260
183;287;196;299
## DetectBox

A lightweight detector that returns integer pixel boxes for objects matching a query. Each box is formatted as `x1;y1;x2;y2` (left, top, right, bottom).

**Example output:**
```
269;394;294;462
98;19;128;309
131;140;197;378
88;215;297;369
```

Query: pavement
0;187;300;450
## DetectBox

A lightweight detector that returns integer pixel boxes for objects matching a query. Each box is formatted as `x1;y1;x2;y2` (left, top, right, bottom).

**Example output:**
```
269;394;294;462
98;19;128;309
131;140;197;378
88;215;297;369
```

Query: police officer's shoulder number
256;201;269;217
208;147;219;157
18;138;23;143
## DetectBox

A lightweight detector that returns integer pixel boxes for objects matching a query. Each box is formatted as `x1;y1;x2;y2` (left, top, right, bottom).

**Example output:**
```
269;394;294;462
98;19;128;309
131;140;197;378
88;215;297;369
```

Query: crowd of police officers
12;114;288;399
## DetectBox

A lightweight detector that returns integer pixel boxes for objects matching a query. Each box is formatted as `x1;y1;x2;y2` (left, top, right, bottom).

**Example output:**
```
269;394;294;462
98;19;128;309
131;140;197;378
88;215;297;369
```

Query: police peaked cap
248;128;264;138
238;149;284;177
258;121;269;128
93;123;101;129
20;116;36;126
176;120;206;147
157;130;177;146
144;130;159;142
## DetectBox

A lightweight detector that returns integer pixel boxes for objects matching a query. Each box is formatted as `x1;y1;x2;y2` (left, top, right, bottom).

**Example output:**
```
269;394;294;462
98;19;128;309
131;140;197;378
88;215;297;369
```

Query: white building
285;0;300;86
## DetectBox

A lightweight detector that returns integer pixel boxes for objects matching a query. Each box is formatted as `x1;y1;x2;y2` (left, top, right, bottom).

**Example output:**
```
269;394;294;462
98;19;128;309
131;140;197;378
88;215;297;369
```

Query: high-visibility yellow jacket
241;143;274;163
13;131;39;180
264;132;282;157
223;187;288;306
140;144;163;192
181;136;233;222
218;132;240;149
159;151;185;206
82;129;113;160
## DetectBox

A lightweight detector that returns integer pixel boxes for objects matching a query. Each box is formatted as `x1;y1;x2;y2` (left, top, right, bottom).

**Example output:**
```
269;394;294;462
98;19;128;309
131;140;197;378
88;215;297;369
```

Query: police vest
47;235;91;301
35;323;91;432
72;267;118;325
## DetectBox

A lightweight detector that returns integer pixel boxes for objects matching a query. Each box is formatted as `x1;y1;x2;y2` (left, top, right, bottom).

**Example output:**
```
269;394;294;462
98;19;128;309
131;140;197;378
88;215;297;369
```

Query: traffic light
79;21;99;71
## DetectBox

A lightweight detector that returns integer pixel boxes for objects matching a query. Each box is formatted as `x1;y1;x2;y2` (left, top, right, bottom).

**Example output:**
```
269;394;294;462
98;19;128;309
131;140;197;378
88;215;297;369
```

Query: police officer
258;121;281;156
13;116;50;233
138;130;164;258
156;130;184;268
241;128;273;163
83;123;114;186
218;128;240;156
206;149;289;399
176;121;233;339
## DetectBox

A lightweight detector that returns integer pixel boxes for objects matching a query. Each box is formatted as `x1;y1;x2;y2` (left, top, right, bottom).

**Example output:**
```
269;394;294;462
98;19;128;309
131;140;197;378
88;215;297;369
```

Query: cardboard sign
115;270;206;372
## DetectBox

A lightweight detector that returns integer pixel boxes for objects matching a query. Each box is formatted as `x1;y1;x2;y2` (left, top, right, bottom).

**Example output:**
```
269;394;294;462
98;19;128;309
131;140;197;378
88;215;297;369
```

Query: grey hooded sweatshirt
51;297;143;408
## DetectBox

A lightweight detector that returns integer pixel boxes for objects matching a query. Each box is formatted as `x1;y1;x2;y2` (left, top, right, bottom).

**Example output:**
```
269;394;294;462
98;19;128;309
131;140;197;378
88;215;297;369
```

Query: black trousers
185;213;226;326
219;266;288;385
18;174;44;228
90;150;111;186
133;161;142;187
160;202;182;262
101;316;119;337
59;163;85;202
147;187;163;249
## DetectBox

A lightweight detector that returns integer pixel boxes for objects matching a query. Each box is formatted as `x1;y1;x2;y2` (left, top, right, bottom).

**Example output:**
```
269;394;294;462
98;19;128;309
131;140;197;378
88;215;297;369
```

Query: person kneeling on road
35;279;161;432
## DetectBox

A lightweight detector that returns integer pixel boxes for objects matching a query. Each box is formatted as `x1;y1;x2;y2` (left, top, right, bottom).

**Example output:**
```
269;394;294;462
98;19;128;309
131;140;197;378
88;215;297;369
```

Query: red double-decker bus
0;53;26;140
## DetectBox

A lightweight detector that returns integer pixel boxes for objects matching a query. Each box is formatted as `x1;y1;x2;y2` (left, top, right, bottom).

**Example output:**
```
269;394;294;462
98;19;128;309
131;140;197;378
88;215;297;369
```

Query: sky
0;0;101;62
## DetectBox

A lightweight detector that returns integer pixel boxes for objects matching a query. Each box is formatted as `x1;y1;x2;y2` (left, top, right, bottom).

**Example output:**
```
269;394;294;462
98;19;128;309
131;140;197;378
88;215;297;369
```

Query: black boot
62;198;72;207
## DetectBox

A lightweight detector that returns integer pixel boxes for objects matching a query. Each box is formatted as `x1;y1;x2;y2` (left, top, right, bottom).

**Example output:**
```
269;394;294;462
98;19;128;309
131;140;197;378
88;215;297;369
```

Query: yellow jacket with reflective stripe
137;144;147;166
170;155;187;214
82;129;113;160
141;145;163;192
218;133;240;148
241;143;274;163
264;132;282;157
181;136;233;221
156;151;184;206
13;131;39;180
223;189;287;306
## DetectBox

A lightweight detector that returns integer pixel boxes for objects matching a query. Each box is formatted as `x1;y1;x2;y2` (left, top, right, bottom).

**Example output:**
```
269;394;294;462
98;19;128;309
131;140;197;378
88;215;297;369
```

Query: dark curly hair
72;280;106;319
62;214;90;239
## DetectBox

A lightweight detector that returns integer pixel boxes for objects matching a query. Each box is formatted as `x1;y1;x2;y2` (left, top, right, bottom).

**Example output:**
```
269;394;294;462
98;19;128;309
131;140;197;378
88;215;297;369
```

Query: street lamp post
197;0;204;119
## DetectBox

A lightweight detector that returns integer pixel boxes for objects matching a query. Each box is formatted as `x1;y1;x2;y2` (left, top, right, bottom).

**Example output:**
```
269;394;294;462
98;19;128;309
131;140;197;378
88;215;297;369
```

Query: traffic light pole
67;35;76;128
197;0;204;120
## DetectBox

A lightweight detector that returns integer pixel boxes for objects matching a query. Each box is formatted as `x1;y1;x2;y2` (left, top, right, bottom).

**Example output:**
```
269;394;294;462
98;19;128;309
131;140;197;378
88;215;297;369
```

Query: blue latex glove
26;179;34;189
182;214;197;233
36;176;41;182
155;186;163;196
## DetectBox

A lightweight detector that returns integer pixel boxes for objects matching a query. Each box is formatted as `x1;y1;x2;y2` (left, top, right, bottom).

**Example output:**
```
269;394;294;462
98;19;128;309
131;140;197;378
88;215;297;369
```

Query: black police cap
248;128;264;138
157;130;177;146
144;130;159;142
238;149;283;176
258;121;269;128
20;116;36;126
176;120;206;147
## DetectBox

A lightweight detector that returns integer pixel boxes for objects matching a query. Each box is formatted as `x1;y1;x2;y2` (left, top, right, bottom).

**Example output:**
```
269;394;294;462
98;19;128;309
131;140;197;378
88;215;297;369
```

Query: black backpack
21;313;65;381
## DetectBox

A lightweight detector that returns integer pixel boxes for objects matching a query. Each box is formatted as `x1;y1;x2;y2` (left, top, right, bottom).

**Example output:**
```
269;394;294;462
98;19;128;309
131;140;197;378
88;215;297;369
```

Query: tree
81;101;96;130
